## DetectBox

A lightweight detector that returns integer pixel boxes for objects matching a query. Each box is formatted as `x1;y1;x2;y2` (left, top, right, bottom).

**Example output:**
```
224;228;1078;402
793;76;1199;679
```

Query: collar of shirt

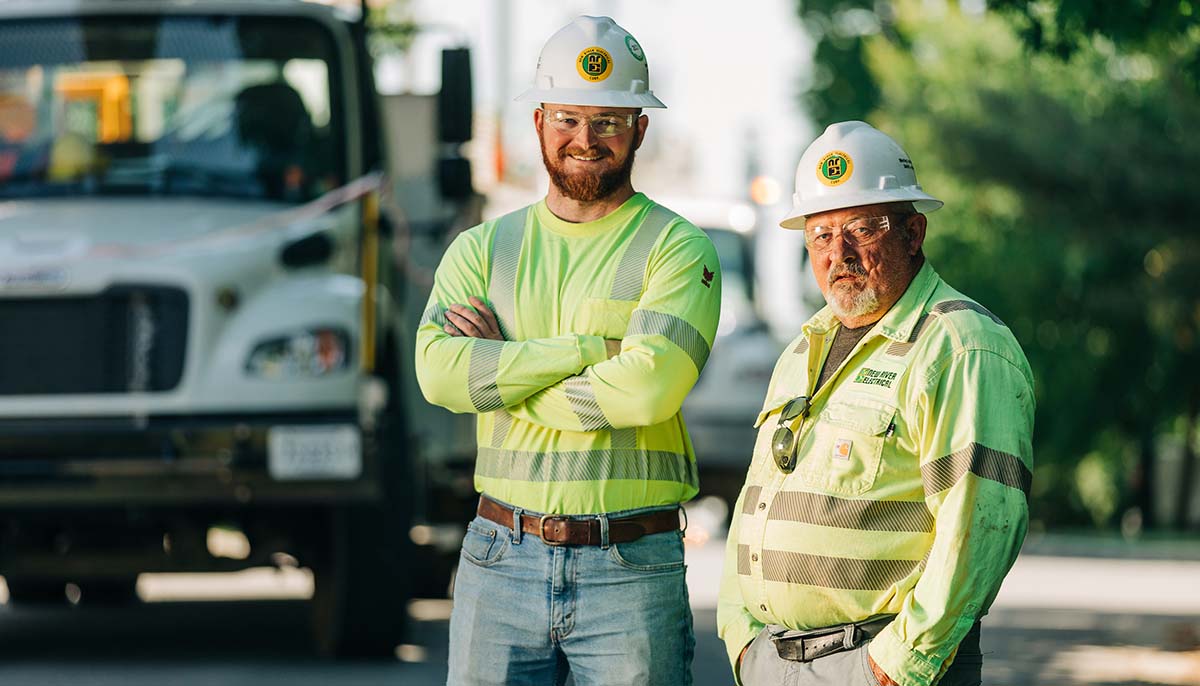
801;261;941;343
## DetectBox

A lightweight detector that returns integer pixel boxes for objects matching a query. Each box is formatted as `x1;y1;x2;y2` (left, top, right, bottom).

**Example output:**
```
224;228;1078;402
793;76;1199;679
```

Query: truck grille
0;285;188;395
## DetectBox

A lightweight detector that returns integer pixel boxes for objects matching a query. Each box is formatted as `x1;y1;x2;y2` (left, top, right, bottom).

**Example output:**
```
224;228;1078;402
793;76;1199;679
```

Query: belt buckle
538;514;570;546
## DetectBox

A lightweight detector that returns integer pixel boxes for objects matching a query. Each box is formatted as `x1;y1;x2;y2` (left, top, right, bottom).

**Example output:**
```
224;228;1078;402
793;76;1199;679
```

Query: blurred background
0;0;1197;684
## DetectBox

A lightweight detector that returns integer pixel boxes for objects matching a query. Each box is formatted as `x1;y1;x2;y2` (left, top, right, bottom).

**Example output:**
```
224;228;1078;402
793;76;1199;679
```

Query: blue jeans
446;504;695;686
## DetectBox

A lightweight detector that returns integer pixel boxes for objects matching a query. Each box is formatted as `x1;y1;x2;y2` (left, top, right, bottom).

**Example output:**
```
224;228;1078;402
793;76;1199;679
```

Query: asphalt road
1;538;1198;686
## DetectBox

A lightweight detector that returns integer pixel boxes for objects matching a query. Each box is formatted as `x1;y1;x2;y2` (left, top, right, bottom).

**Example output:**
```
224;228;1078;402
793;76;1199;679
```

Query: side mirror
438;48;472;143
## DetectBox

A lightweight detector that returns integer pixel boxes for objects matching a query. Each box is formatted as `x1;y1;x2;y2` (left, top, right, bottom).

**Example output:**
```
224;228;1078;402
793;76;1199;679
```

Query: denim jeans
740;621;983;686
446;504;695;686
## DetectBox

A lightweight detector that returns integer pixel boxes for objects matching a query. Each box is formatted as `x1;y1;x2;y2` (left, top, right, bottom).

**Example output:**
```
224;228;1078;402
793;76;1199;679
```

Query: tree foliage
796;0;1200;529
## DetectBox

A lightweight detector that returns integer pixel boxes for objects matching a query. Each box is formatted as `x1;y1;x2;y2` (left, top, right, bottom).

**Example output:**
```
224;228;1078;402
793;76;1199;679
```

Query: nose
570;120;599;149
826;233;860;265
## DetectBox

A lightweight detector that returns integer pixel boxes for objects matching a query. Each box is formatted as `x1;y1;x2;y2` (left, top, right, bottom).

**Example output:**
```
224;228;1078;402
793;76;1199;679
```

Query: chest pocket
577;298;637;339
796;397;895;496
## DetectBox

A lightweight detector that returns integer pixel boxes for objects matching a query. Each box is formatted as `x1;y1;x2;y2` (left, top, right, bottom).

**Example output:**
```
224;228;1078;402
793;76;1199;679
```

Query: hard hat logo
625;36;645;61
817;151;854;187
577;47;614;82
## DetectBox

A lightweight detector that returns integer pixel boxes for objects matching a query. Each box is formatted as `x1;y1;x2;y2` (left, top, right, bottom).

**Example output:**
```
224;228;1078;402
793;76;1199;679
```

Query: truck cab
0;0;474;657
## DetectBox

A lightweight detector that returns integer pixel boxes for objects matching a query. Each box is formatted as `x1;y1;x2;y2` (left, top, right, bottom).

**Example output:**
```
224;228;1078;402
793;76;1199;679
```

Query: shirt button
757;502;766;510
751;553;759;562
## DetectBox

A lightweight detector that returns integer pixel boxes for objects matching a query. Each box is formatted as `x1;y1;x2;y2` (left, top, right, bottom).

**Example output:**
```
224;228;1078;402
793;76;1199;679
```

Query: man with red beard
415;16;721;686
718;121;1033;686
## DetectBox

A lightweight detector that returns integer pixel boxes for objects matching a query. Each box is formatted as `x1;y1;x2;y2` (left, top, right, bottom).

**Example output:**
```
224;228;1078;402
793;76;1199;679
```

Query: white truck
0;0;477;657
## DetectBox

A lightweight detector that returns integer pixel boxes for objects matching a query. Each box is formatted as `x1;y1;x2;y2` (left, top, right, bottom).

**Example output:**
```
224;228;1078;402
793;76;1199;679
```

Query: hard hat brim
515;86;666;109
778;190;943;229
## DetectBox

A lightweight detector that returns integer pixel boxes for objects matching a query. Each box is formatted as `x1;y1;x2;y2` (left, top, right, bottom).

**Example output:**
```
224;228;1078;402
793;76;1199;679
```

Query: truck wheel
310;366;414;658
4;576;68;605
81;576;140;605
310;503;412;658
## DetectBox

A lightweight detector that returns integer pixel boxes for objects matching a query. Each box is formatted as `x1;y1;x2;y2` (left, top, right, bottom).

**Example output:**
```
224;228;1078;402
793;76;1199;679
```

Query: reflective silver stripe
886;313;929;357
476;447;697;486
418;305;448;328
563;374;611;431
742;485;763;514
467;339;505;412
761;550;921;590
491;409;513;448
768;491;933;533
737;544;751;575
793;338;809;355
610;428;638;451
627;309;711;373
609;205;677;300
932;299;1005;326
488;208;528;341
887;300;1006;357
922;442;1032;499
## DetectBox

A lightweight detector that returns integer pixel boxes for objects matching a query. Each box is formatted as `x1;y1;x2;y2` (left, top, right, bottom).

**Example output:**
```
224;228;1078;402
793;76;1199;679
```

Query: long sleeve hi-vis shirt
415;193;722;515
717;262;1034;686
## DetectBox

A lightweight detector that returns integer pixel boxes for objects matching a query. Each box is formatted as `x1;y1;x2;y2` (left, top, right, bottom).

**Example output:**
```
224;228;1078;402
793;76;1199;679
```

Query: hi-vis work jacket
717;262;1034;686
415;193;721;515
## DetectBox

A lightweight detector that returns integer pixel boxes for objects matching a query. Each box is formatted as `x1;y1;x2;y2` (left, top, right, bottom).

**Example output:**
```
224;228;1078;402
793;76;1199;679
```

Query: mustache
560;146;611;160
828;262;868;285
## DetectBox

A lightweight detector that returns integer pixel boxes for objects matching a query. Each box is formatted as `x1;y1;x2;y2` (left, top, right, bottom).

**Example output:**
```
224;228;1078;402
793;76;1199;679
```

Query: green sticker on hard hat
625;36;645;61
576;46;614;82
817;150;854;186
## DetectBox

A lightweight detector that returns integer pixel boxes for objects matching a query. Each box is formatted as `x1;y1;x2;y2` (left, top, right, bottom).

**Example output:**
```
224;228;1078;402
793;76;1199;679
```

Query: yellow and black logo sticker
577;46;614;82
817;150;853;186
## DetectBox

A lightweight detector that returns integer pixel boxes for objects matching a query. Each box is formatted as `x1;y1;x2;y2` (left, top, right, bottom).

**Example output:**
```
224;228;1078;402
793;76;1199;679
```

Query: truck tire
4;576;68;605
310;501;412;658
310;351;414;658
81;576;140;605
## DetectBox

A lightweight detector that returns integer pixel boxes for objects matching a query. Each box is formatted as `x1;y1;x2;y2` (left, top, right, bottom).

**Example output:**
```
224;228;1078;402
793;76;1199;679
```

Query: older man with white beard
415;15;721;686
718;121;1034;686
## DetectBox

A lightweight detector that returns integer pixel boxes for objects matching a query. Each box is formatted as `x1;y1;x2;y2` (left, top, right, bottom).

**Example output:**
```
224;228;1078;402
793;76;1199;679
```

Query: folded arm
414;230;608;414
505;231;723;431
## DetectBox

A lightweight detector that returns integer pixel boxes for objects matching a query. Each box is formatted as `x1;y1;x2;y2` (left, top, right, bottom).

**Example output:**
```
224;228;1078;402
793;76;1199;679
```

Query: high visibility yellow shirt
717;262;1034;686
414;193;722;515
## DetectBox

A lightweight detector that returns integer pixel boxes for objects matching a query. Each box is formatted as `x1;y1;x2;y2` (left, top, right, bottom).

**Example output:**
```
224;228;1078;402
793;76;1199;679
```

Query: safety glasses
804;215;901;254
542;108;636;138
771;396;810;473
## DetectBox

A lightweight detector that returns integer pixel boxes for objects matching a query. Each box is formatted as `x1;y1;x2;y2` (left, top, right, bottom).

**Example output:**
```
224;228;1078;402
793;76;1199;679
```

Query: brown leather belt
477;496;681;546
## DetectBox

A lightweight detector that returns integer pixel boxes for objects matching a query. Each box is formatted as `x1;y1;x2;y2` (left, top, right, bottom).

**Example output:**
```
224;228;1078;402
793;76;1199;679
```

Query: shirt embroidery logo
833;438;853;461
854;367;897;388
701;265;714;288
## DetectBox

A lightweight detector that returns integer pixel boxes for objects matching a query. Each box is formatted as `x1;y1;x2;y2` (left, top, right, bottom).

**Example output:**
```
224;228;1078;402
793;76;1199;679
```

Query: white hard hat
779;120;942;229
516;15;666;109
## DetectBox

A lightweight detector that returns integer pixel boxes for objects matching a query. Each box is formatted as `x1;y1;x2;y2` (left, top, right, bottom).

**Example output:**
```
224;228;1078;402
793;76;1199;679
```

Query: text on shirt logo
854;367;897;388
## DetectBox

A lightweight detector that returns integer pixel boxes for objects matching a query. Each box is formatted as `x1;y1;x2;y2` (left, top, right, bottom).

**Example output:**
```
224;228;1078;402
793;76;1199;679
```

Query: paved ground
1;535;1198;685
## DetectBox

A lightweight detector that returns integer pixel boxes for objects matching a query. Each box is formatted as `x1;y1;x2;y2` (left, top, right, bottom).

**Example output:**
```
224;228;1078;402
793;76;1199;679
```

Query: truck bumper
0;412;381;508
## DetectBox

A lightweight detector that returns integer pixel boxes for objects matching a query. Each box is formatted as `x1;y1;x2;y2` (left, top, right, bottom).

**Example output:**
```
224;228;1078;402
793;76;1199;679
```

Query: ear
633;113;649;151
905;214;928;256
533;106;544;134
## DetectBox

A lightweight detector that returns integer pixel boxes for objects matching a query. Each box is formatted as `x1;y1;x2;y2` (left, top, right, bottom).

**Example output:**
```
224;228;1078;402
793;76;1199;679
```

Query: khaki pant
740;623;982;686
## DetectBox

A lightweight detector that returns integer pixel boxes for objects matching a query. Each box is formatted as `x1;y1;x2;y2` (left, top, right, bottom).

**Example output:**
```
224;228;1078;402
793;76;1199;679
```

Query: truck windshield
0;15;345;202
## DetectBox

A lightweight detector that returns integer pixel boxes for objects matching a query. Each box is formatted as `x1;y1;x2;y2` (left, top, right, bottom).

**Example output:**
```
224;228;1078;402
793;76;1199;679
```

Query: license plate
267;425;362;481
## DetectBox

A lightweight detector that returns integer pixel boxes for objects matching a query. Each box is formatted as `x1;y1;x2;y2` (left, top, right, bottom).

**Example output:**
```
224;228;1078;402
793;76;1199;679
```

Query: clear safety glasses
770;396;811;473
804;215;902;254
542;108;636;138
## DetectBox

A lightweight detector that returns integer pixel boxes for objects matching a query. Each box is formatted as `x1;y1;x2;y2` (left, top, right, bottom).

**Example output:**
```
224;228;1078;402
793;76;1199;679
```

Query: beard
825;262;881;320
540;136;635;202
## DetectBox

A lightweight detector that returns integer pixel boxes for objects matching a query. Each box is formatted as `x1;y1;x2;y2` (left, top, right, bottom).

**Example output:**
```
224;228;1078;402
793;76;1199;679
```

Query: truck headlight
245;327;351;379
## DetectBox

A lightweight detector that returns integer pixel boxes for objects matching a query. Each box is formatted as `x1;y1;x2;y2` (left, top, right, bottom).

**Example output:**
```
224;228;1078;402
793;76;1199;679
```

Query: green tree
796;0;1200;529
